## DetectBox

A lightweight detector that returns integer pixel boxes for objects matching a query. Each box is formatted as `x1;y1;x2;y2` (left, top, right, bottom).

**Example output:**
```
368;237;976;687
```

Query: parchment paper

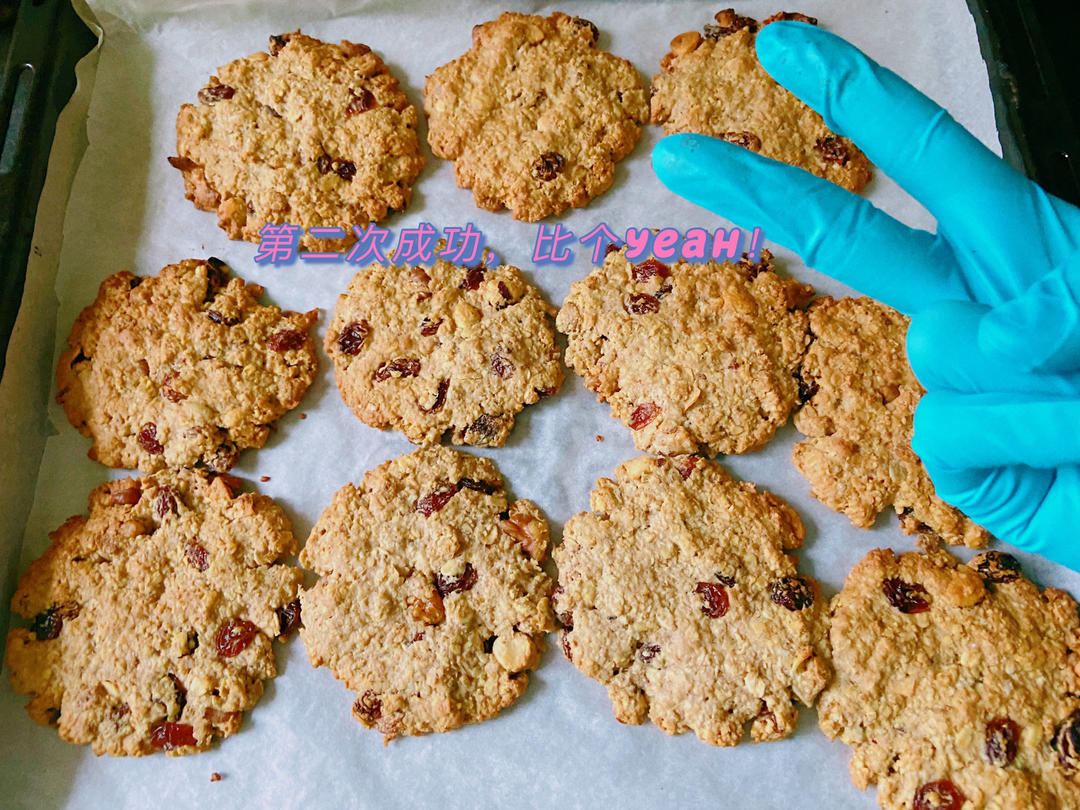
3;2;1072;808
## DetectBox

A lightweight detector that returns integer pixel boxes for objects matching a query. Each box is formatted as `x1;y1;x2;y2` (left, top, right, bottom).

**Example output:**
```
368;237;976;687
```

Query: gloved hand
651;21;1080;571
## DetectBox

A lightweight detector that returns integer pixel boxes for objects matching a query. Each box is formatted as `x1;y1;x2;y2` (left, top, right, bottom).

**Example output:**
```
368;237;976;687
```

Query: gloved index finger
756;21;1080;300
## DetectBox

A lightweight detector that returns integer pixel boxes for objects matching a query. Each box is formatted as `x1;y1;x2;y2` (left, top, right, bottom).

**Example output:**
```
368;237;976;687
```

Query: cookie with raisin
325;252;563;446
792;296;988;547
819;546;1080;809
56;258;317;473
300;446;556;740
5;470;302;756
650;10;873;192
170;31;424;249
557;247;813;456
425;12;648;221
554;455;830;746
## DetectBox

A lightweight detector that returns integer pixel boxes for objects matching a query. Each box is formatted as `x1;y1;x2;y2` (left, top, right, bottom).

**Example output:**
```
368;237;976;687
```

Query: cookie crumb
211;772;222;782
299;413;307;420
260;475;270;482
595;435;603;442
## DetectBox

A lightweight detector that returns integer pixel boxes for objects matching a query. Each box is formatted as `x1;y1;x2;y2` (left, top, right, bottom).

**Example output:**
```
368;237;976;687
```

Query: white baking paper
3;2;1071;808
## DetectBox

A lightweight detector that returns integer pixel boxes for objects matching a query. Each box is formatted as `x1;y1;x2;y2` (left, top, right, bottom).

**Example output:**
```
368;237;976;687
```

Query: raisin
465;413;503;442
769;576;814;611
1053;710;1080;769
720;131;762;151
456;478;501;495
206;310;238;326
214;619;259;658
269;33;290;55
111;483;142;505
373;357;421;381
268;329;304;352
435;563;477;597
204;442;238;473
497;281;512;303
138;423;164;455
149;722;197;750
531;151;565;182
421;378;449;414
655;283;673;300
337;320;371;355
883;578;931;614
491;350;514;379
629;402;660;430
198;84;235;104
354;690;381;722
316;154;332;175
535;386;558;398
625;293;660;315
167;156;197;171
631;258;671;284
419;317;442;336
277;599;302;638
973;551;1022;584
155;487;178;520
31;607;66;641
763;11;818;25
704;9;758;39
815;135;850;166
638;643;660;664
416;485;458;516
571;16;599;43
673;455;699;480
335;160;357;181
184;541;209;572
913;780;965;810
796;374;819;405
345;88;376;117
161;371;187;403
695;582;729;618
985;717;1020;767
604;241;623;257
461;264;486;290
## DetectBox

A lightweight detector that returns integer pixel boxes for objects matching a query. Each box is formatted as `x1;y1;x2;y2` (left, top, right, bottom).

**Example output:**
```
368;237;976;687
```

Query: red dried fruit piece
137;422;164;455
184;541;209;572
373;357;421;381
769;576;814;611
720;131;762;151
531;151;565;181
111;483;142;506
337;320;371;355
490;350;515;379
335;160;357;181
604;241;623;257
421;378;449;414
419;317;442;336
415;485;458;516
796;374;819;405
762;11;818;25
535;386;558;398
149;721;197;750
655;283;673;299
345;88;376;117
496;281;512;304
435;563;477;597
672;455;699;480
465;413;503;442
268;329;305;353
985;717;1020;767
354;690;382;722
560;630;572;659
629;402;660;430
155;487;178;520
316;154;332;175
31;606;74;641
913;780;965;810
277;599;302;637
704;8;758;38
198;84;235;104
638;643;660;664
883;577;931;614
695;581;729;618
456;477;501;495
631;258;671;284
161;371;187;403
815;135;851;166
973;551;1022;584
625;293;660;315
1053;710;1080;769
461;265;486;290
214;619;259;658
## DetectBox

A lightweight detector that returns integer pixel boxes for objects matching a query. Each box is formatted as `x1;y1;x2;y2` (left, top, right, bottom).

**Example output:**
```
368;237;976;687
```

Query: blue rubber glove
651;21;1080;570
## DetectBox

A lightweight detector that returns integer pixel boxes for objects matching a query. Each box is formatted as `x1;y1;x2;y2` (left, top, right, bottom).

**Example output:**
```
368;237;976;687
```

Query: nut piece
670;31;702;56
499;500;550;562
492;631;536;672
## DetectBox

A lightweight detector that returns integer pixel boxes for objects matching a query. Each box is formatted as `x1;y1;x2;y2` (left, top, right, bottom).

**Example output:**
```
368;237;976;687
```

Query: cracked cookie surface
554;455;830;746
557;247;813;456
5;470;302;756
56;258;318;473
650;9;872;193
300;446;556;740
425;12;648;221
171;31;424;249
819;546;1080;810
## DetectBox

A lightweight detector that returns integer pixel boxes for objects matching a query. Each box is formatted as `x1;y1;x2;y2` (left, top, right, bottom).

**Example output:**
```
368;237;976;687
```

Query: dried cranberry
762;11;818;25
345;88;376;117
720;131;762;151
985;717;1020;767
973;551;1022;584
796;374;819;405
631;258;671;284
421;378;449;414
277;599;302;638
149;721;197;750
316;154;332;175
435;563;477;597
815;135;850;166
1053;710;1080;769
268;329;304;352
155;487;178;520
111;483;142;505
639;643;661;663
214;619;259;658
198;84;235;104
137;423;164;455
769;576;814;611
456;478;501;495
419;317;442;336
531;151;565;181
335;160;357;181
625;293;660;315
913;780;965;810
337;320;371;355
416;485;458;516
629;402;660;430
354;690;381;722
883;578;931;614
461;265;486;290
490;351;514;379
672;455;699;480
184;541;209;572
695;581;730;618
373;357;421;381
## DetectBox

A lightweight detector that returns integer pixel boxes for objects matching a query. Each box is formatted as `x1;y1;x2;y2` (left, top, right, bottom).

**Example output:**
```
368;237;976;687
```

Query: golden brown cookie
557;248;813;456
650;10;873;193
170;32;424;249
792;296;989;547
300;446;556;740
554;455;830;746
325;253;563;446
424;12;648;221
819;546;1080;810
56;258;318;473
5;471;302;756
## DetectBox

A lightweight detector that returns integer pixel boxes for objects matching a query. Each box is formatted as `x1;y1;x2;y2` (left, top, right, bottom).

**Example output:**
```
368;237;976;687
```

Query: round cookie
56;258;318;473
650;10;873;193
424;12;649;221
819;546;1080;809
553;455;830;746
170;31;425;249
557;247;813;456
792;296;989;547
325;253;563;446
5;470;302;756
300;446;556;740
